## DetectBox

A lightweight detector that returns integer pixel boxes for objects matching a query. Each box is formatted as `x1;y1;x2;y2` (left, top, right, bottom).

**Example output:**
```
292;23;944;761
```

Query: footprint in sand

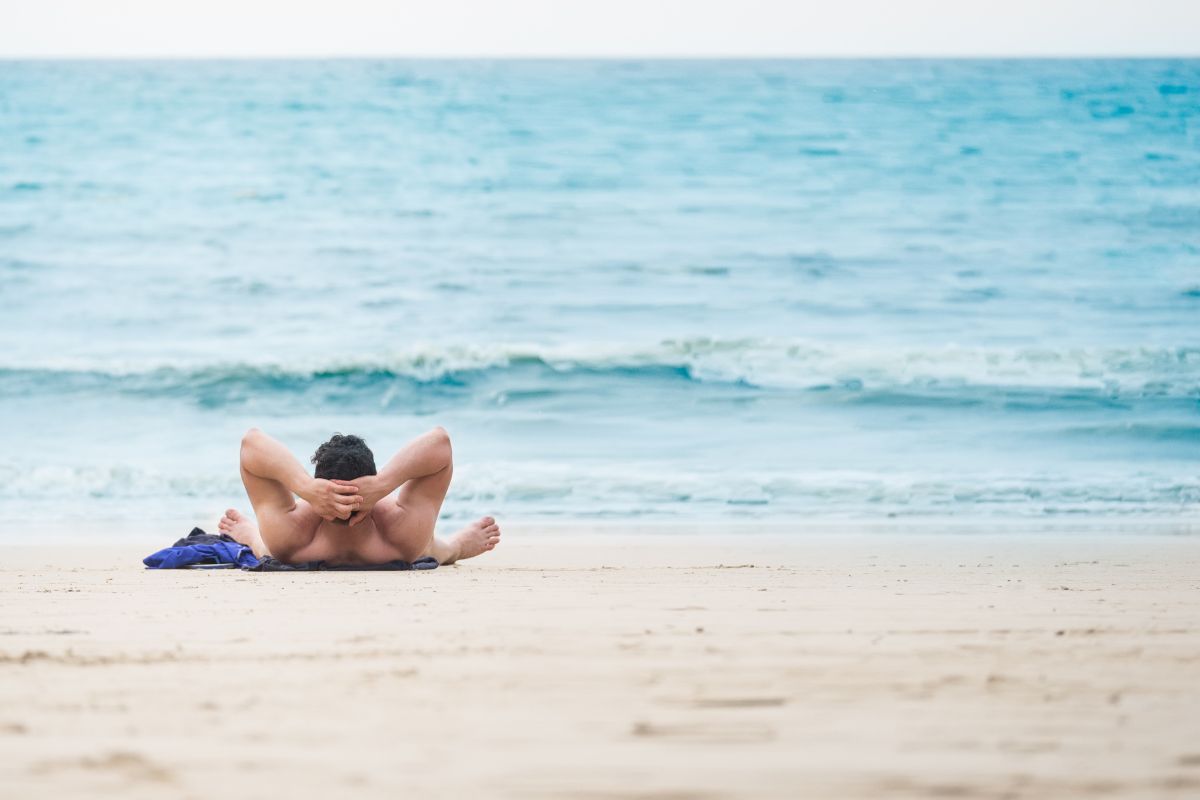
631;720;776;743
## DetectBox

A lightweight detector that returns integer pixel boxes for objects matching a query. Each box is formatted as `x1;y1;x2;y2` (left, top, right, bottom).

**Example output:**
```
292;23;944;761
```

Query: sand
2;529;1199;798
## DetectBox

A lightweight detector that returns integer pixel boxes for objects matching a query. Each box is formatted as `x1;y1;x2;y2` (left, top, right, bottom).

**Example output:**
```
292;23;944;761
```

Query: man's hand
335;476;391;526
300;478;363;522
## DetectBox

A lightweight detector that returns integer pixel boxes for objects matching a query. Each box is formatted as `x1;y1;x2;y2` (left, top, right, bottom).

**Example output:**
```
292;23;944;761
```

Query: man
218;426;501;566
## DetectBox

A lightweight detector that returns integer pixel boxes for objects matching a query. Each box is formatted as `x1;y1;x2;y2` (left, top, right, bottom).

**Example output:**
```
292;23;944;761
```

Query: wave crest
2;339;1198;397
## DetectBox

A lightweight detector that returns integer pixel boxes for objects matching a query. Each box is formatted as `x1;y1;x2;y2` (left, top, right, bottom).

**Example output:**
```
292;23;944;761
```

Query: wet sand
2;531;1199;798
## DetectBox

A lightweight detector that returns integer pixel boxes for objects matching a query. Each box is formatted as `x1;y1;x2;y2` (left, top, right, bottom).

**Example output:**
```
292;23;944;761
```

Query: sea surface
1;59;1197;528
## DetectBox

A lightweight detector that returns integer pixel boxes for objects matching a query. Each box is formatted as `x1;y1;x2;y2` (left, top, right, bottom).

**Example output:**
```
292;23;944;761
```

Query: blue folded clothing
143;528;260;569
143;528;438;572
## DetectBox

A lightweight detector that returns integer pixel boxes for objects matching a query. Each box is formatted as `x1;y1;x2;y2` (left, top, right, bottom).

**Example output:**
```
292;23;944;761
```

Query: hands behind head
302;475;390;525
332;475;391;527
302;478;364;523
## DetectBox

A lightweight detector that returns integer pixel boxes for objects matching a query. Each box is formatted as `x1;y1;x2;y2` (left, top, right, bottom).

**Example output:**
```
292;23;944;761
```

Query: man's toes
481;516;495;527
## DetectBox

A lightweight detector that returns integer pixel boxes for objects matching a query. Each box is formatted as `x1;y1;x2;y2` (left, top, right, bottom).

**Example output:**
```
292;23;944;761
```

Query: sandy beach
2;529;1199;798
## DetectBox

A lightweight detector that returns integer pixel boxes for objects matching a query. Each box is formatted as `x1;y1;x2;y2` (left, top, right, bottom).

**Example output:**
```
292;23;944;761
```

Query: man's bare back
218;427;500;566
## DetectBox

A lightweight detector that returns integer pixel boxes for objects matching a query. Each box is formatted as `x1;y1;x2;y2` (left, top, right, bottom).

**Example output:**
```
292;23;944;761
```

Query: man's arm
343;427;452;525
240;428;363;522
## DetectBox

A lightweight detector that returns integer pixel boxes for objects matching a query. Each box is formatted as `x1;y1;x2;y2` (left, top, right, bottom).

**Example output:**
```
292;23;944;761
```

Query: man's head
311;434;377;482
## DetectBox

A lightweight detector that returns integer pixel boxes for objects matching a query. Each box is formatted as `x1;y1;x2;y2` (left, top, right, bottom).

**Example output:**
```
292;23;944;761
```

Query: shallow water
1;59;1197;526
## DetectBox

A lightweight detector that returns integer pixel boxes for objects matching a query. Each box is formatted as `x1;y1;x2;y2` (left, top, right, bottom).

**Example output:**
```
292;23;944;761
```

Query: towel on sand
247;555;439;571
143;528;438;572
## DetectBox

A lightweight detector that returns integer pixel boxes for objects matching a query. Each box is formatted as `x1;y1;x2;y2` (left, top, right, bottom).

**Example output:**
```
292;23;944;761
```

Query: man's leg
426;516;502;565
218;508;270;559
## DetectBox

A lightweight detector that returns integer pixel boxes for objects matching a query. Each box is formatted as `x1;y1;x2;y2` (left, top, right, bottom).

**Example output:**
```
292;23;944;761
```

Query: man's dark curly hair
311;434;377;481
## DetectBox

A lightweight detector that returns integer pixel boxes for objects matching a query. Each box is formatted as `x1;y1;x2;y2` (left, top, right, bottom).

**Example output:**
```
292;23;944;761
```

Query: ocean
1;59;1197;528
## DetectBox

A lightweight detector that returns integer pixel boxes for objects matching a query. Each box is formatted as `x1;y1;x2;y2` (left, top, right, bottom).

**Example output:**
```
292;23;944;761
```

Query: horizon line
3;53;1199;61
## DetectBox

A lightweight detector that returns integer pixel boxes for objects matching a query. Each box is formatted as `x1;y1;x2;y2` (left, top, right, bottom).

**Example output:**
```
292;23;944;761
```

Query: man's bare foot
447;516;501;563
218;508;259;548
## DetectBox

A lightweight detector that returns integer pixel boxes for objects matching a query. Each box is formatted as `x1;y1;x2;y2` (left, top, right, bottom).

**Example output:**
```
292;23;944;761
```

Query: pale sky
3;0;1198;58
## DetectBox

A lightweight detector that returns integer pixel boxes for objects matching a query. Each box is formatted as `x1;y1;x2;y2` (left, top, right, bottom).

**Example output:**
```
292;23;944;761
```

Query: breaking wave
3;339;1198;400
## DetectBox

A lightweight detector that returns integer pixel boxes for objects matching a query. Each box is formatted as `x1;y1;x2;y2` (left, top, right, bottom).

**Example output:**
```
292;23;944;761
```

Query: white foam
2;338;1198;395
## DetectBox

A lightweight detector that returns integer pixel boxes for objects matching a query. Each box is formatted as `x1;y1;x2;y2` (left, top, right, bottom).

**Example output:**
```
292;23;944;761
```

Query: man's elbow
240;428;264;458
429;426;452;467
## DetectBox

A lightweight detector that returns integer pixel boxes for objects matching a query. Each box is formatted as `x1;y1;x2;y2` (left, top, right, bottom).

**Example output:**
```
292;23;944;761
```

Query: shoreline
3;531;1200;797
10;514;1200;546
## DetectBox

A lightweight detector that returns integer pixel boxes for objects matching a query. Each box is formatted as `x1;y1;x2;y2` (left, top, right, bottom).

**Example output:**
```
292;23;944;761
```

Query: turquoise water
1;59;1197;525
